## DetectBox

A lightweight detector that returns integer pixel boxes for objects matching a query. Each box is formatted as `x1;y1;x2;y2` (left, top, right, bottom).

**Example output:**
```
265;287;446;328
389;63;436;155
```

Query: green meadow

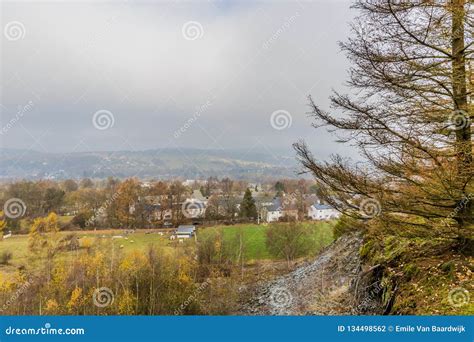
0;221;335;272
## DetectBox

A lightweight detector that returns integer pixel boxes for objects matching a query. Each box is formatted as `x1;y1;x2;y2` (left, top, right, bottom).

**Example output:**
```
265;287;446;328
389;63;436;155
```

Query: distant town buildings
85;179;341;227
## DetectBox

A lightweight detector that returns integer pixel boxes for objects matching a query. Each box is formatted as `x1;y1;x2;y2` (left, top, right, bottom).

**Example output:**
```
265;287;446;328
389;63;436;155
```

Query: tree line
0;177;319;232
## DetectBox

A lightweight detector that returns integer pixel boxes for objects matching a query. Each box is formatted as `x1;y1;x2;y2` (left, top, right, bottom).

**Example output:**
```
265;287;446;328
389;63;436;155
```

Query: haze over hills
0;148;300;181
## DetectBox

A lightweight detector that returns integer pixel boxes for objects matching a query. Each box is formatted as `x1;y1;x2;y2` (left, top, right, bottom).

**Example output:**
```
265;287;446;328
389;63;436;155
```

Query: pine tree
240;188;257;219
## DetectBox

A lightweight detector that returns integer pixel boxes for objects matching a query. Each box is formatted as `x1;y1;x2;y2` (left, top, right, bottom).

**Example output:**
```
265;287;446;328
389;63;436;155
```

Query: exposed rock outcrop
241;233;384;315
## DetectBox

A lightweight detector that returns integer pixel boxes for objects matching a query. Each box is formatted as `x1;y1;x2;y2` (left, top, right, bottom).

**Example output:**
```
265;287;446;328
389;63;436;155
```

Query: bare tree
266;223;313;269
221;178;238;220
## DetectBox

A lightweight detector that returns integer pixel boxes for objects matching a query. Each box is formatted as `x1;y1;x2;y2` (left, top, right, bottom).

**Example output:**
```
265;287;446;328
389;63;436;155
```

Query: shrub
60;233;80;251
403;264;420;280
333;215;364;240
72;211;93;229
265;223;313;268
80;237;94;250
0;251;13;265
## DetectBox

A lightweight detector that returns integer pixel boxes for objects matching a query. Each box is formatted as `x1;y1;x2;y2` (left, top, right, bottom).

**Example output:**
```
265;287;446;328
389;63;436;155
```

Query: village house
254;194;274;220
265;198;283;222
263;196;301;222
308;203;340;220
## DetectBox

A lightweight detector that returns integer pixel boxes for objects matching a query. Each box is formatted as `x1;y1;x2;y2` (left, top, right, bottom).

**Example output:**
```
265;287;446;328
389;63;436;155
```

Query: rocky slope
241;231;473;316
241;233;369;315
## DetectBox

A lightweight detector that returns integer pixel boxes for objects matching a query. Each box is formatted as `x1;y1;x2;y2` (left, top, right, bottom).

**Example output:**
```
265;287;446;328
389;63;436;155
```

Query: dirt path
241;233;364;315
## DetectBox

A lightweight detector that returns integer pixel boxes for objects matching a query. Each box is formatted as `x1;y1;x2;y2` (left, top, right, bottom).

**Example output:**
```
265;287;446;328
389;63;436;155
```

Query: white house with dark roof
265;198;283;222
308;203;340;220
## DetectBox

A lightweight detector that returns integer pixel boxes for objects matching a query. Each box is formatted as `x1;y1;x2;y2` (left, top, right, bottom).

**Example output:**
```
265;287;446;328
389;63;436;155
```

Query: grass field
198;221;335;261
0;221;335;272
0;229;173;271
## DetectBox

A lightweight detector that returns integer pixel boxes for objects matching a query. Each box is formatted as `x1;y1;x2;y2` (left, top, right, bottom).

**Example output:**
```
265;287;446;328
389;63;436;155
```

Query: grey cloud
1;0;355;160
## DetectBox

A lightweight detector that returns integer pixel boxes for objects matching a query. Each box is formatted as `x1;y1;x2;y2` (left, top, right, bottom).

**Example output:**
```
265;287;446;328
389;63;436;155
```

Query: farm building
175;225;196;239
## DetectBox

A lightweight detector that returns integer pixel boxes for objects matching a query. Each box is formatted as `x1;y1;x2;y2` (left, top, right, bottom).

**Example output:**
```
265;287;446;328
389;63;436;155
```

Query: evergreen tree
274;181;285;192
240;188;257;219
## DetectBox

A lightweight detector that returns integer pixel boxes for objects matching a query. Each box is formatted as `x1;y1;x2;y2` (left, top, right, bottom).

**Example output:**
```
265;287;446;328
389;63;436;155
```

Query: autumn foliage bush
0;243;206;315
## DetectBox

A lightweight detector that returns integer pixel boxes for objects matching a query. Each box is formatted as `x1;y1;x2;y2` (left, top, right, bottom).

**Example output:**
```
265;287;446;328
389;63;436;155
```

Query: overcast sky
1;0;355;160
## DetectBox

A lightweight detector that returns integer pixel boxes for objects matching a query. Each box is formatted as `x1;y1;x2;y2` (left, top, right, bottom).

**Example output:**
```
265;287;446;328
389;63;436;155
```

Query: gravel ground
240;233;364;315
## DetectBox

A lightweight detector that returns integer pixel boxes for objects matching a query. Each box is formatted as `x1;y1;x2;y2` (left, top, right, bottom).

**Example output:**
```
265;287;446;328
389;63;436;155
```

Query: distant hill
0;148;299;181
